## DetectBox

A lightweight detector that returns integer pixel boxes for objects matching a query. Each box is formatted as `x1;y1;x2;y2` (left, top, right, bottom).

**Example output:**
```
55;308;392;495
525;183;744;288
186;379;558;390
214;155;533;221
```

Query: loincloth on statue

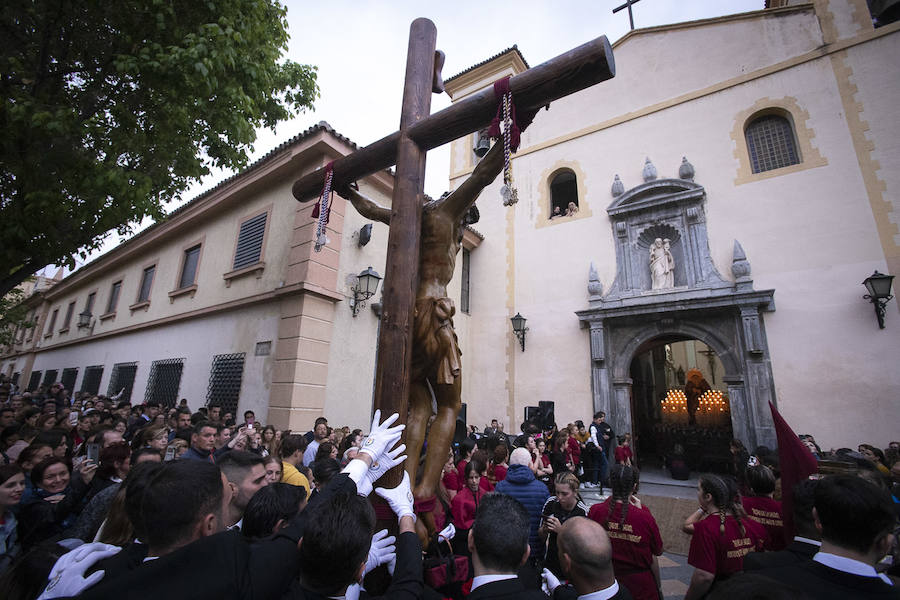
412;296;462;385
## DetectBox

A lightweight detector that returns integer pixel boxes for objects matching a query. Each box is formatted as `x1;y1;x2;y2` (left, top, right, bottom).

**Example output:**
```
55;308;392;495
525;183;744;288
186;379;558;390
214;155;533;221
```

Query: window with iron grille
461;248;471;314
144;358;185;408
63;301;75;329
27;371;41;391
107;281;122;313
42;369;58;387
745;113;801;174
206;353;245;415
179;245;201;289
81;365;104;395
61;368;78;392
138;266;155;302
108;362;138;403
233;213;267;270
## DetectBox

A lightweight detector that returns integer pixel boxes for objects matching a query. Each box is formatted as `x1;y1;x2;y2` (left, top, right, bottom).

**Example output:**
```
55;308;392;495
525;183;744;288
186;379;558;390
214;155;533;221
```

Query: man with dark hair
468;493;546;600
214;423;232;449
305;416;328;443
281;434;311;495
0;406;15;428
207;404;222;424
585;411;612;489
241;483;307;539
761;475;899;599
745;479;820;570
544;517;630;599
168;407;193;442
303;418;329;466
182;421;224;462
217;450;268;528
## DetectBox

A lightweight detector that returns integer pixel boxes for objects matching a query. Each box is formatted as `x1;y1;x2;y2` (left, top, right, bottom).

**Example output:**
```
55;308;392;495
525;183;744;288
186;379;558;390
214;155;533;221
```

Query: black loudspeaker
538;400;556;430
525;406;540;423
457;402;467;425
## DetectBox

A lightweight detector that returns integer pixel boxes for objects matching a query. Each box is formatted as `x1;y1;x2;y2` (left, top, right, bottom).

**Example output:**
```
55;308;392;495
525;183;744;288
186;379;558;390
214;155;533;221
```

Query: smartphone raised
164;446;176;462
86;443;100;464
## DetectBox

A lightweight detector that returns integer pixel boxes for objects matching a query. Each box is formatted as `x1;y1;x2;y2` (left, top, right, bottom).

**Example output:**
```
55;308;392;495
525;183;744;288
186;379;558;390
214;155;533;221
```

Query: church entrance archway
629;336;734;474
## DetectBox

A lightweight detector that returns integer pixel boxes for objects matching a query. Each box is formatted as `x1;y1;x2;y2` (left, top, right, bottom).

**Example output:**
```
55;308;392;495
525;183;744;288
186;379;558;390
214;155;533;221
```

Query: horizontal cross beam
292;35;615;201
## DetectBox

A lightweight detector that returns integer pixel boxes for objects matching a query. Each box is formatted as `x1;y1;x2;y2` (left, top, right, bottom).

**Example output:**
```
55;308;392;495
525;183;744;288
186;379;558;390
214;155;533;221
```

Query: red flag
769;401;818;545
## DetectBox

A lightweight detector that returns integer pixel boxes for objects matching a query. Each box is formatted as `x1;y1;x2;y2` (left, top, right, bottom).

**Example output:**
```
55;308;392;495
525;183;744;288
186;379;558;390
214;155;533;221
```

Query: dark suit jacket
468;577;550;600
289;530;423;600
552;582;633;600
761;560;900;600
78;474;358;600
743;539;818;571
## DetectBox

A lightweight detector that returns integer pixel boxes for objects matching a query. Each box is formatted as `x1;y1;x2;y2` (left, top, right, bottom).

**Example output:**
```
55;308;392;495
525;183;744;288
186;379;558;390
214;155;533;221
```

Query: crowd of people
0;380;896;599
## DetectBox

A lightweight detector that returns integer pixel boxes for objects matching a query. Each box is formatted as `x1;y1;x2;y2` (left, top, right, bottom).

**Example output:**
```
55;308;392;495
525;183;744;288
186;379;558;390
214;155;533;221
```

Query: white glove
346;583;361;600
342;443;407;497
375;471;416;522
359;410;404;462
38;543;122;599
541;568;561;595
364;529;397;575
437;522;456;543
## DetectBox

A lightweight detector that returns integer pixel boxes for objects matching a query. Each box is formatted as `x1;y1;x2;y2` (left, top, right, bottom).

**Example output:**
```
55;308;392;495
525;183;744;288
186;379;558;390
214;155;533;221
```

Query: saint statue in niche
649;237;675;289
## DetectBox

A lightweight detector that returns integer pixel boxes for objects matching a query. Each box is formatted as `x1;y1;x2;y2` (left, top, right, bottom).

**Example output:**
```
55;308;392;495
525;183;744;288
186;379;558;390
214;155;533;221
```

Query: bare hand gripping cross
337;142;504;500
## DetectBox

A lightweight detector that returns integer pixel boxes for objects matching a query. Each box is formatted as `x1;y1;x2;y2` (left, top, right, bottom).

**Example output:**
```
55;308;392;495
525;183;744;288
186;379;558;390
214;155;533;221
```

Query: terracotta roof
444;46;530;84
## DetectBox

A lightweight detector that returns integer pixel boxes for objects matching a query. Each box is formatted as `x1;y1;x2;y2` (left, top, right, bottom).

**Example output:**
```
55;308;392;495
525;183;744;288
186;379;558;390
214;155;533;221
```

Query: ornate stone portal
577;161;777;450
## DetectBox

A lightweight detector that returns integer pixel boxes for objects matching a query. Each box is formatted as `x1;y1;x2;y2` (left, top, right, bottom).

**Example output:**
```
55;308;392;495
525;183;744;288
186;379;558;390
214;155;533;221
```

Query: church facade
445;0;900;450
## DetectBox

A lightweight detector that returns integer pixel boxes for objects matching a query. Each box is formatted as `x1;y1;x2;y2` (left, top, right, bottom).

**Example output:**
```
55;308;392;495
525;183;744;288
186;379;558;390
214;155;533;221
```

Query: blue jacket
495;463;550;554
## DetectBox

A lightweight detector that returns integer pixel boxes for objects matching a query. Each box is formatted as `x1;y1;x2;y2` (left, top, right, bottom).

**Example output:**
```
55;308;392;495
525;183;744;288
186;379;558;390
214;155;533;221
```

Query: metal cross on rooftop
613;0;642;30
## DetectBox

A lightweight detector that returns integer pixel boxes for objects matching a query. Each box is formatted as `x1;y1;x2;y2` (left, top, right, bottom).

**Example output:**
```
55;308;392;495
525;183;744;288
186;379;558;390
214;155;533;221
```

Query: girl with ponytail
588;464;663;600
684;474;767;600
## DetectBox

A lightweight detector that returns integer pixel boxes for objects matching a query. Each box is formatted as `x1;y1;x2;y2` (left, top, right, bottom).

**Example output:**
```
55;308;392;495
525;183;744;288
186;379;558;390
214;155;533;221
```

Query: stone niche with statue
577;157;778;451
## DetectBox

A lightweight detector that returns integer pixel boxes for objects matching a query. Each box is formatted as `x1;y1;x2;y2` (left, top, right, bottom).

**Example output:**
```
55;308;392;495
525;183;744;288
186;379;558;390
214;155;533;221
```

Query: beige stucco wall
449;3;900;447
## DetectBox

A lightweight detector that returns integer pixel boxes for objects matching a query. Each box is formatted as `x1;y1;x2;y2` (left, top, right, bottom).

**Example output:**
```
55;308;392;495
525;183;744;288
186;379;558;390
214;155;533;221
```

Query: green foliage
0;0;318;296
0;286;34;348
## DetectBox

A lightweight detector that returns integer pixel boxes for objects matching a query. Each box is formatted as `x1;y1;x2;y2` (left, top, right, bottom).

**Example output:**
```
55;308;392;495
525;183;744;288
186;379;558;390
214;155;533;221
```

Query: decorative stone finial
611;174;624;197
732;240;752;290
642;157;657;182
678;156;695;181
588;262;603;297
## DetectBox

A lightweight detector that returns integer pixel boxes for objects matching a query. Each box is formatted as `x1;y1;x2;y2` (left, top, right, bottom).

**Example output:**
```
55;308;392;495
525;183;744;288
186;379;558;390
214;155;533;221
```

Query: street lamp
510;312;528;351
862;270;894;329
350;266;382;317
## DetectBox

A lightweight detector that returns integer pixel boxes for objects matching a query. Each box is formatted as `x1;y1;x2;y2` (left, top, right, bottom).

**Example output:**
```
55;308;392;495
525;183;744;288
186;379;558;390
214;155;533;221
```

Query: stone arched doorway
576;163;777;452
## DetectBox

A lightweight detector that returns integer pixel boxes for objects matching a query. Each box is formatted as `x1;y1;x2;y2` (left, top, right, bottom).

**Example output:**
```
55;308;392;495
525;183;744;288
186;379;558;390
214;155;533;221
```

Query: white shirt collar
470;574;517;591
813;552;892;585
578;580;620;600
794;536;822;546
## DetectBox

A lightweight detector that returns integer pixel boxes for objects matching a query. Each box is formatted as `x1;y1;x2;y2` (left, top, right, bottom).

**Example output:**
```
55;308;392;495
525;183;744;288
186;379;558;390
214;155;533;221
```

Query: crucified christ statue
337;141;504;501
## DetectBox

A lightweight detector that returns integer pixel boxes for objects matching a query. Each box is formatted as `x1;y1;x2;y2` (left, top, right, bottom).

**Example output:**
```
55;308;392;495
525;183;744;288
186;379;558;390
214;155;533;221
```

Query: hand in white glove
437;522;456;543
541;568;561;596
357;443;406;497
38;543;122;599
359;410;404;462
375;471;416;522
364;529;397;575
346;583;361;600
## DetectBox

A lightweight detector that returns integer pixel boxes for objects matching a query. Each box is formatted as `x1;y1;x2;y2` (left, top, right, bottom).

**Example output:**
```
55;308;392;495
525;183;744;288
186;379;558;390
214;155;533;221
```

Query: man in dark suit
744;478;820;571
760;475;900;600
546;517;632;600
468;493;549;600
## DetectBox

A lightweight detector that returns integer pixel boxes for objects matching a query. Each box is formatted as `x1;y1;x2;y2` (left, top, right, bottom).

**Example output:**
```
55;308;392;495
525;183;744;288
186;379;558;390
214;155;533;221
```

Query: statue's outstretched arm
440;141;504;218
336;183;392;226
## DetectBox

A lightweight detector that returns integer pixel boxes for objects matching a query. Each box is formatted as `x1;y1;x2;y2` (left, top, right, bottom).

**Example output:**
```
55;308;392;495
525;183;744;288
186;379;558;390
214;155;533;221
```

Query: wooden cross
292;18;615;483
613;0;642;30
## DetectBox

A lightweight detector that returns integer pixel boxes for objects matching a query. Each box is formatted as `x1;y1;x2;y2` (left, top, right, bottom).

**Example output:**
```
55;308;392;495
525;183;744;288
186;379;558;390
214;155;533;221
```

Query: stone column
589;320;611;417
724;375;751;448
611;378;633;437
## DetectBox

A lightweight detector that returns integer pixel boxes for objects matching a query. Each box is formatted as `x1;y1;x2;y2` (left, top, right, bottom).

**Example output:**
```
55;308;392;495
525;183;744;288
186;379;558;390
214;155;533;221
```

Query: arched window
549;170;578;219
744;112;801;174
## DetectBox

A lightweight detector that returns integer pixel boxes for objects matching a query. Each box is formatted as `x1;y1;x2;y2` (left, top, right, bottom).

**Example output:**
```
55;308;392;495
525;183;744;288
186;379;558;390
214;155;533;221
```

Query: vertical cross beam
373;19;437;451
